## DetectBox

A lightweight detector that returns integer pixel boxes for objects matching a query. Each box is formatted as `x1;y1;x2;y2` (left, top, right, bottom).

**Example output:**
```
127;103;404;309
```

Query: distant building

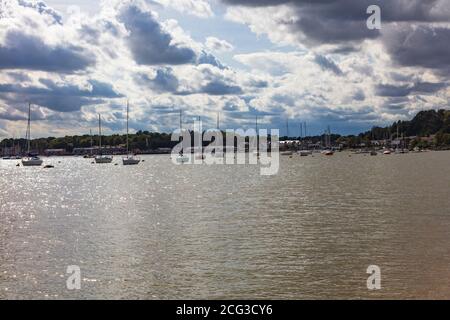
419;135;435;144
44;149;66;156
73;146;126;155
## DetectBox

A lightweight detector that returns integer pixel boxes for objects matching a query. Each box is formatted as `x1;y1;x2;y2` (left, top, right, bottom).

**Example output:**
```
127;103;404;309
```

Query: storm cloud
0;79;122;112
382;25;450;73
119;3;197;65
0;31;95;73
134;68;179;93
376;82;447;97
222;0;450;49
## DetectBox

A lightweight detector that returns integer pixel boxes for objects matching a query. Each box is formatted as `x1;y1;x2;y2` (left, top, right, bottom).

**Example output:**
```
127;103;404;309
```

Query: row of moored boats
4;103;141;167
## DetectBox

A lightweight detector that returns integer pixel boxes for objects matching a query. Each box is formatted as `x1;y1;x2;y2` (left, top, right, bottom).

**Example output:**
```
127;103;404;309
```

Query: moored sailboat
22;103;43;167
95;114;113;164
123;101;140;165
176;110;190;163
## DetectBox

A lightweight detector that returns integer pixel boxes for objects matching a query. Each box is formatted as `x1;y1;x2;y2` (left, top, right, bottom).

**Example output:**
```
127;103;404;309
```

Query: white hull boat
95;114;113;164
322;150;334;156
95;156;113;164
22;104;43;167
122;101;140;166
123;156;140;165
22;157;43;166
176;155;190;164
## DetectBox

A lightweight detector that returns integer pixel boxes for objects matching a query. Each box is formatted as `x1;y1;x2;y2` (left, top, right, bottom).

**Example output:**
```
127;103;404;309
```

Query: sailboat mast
98;114;102;155
286;118;289;138
27;103;31;155
90;129;93;155
255;115;259;153
217;112;220;131
126;101;129;155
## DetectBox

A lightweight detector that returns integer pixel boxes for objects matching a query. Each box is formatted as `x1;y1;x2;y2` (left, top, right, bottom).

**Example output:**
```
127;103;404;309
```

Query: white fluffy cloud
153;0;213;18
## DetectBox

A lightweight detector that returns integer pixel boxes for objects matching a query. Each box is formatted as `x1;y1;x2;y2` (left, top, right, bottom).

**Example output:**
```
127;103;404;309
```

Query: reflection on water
1;151;450;299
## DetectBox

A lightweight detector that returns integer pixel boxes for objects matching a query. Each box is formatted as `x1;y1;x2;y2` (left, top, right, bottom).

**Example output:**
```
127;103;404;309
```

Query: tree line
2;109;450;153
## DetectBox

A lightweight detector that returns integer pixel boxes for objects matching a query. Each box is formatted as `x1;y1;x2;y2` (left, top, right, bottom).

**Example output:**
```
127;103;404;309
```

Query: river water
1;151;449;299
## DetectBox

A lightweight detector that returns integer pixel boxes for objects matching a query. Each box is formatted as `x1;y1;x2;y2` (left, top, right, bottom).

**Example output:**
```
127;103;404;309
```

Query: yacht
22;103;43;167
176;153;190;163
122;101;140;165
176;110;190;164
322;126;334;156
95;114;113;164
22;156;44;166
299;150;311;157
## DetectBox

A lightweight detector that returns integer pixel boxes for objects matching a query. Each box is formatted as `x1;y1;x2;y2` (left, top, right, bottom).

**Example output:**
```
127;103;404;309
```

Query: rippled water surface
1;151;450;299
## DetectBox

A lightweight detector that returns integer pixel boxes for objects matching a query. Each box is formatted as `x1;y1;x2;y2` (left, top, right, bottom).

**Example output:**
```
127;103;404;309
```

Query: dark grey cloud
222;0;450;79
176;81;242;96
310;105;378;122
246;79;268;88
201;80;243;95
297;16;379;45
382;25;450;73
330;45;359;55
376;84;411;97
119;4;197;65
0;106;27;121
0;79;122;112
314;54;343;75
185;65;243;95
134;68;179;93
380;97;410;113
222;0;450;48
376;81;447;97
0;31;95;73
223;0;450;22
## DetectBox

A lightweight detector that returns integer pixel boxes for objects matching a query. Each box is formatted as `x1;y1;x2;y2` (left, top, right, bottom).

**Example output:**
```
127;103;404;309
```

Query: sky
1;0;450;139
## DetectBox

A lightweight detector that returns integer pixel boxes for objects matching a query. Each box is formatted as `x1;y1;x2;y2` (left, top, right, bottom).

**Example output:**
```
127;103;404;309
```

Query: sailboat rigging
176;110;189;164
95;114;113;164
123;101;140;165
21;103;43;166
